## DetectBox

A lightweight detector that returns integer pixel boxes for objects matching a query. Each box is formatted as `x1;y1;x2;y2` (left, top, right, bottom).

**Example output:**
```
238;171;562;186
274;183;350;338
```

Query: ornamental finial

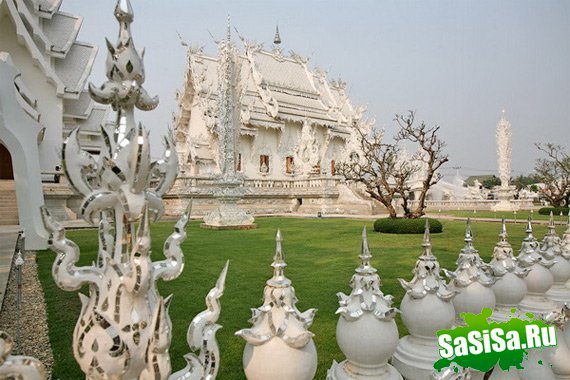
548;211;556;235
422;219;434;258
269;229;290;286
274;24;282;45
499;218;508;242
357;227;375;274
463;218;475;252
114;0;134;24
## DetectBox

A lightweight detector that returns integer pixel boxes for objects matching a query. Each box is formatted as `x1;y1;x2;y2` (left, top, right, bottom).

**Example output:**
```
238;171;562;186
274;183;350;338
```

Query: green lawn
37;217;551;379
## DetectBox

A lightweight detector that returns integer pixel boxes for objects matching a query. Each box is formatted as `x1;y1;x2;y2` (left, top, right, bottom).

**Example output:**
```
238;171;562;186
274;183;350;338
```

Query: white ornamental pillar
42;1;228;378
328;228;402;380
236;230;317;380
392;221;458;380
517;217;558;315
489;220;530;322
541;213;570;303
446;219;496;326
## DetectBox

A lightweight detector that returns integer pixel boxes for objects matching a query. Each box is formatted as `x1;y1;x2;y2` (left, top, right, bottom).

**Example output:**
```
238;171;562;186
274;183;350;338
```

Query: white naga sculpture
236;230;317;380
489;220;530;322
328;228;401;380
445;219;496;326
392;221;458;380
41;1;228;378
492;112;519;212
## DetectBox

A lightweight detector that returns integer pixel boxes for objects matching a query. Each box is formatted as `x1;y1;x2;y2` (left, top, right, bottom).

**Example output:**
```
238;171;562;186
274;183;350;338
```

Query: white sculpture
392;221;457;380
236;230;317;380
562;215;570;289
517;217;558;315
489;220;530;321
492;112;519;212
328;228;402;380
0;331;46;379
541;213;570;303
202;21;255;229
543;305;570;380
445;219;496;325
41;1;227;378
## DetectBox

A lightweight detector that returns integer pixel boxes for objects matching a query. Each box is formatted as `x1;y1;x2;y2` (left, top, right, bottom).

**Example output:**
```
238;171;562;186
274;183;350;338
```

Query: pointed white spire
268;229;290;286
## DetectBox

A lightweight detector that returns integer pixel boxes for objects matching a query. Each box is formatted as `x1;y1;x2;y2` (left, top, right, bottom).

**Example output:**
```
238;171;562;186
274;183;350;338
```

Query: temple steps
0;180;19;226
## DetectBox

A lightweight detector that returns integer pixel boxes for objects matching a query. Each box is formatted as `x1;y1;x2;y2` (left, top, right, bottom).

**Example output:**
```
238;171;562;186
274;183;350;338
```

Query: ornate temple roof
3;0;98;99
174;39;365;140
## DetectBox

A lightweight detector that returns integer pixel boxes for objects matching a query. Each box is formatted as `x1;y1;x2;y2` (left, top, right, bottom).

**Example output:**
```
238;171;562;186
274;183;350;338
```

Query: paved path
0;226;19;312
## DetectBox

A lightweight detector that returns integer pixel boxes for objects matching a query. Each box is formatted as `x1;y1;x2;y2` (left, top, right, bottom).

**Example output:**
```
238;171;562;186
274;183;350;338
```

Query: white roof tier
178;43;363;131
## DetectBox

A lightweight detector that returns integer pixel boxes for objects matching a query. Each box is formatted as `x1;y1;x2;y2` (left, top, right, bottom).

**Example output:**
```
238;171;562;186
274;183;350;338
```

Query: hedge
538;207;569;216
373;217;443;234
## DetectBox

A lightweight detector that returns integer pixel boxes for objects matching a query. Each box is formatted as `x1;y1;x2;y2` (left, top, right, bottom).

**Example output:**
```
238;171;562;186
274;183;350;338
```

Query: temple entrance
0;143;14;179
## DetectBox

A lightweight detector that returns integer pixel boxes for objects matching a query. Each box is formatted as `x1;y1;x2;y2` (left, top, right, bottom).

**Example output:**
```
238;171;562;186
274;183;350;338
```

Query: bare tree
337;111;448;219
534;143;570;207
395;112;449;218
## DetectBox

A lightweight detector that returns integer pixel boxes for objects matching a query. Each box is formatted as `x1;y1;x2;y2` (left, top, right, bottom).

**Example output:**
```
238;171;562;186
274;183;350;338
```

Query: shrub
538;207;569;216
373;217;443;234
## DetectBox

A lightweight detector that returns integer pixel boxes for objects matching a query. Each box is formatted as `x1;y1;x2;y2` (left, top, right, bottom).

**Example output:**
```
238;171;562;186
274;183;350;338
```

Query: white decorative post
544;305;570;380
445;219;496;325
328;228;402;380
236;230;317;380
517;216;558;315
0;331;45;379
489;220;530;322
392;221;457;380
541;213;570;303
41;1;227;378
491;111;519;212
202;20;255;230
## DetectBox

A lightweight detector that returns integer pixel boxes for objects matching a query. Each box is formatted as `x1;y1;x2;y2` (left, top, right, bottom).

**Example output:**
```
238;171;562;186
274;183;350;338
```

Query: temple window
285;156;294;174
236;153;242;172
259;155;269;173
330;160;336;176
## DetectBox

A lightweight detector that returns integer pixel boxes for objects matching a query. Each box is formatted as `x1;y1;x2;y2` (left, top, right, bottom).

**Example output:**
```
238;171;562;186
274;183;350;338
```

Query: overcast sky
63;0;569;179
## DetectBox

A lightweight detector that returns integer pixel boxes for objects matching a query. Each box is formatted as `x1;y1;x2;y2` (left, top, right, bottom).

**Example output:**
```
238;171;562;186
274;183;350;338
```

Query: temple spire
273;24;282;45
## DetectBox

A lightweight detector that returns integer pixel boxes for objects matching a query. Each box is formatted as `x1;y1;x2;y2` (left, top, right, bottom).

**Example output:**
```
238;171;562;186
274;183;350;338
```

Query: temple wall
0;15;63;173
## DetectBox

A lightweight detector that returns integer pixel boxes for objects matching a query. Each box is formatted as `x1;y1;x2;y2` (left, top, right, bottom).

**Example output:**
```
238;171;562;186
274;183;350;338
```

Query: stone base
327;360;402;380
545;284;570;304
491;199;520;212
392;335;440;380
519;294;559;316
200;223;257;230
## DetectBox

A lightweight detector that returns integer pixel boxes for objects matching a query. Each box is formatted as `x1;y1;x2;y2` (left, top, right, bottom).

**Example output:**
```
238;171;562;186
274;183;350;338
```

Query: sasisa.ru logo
438;323;556;358
434;308;558;373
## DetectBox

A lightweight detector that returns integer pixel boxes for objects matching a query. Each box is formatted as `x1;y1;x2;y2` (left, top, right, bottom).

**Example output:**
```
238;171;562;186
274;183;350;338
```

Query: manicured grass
37;217;550;379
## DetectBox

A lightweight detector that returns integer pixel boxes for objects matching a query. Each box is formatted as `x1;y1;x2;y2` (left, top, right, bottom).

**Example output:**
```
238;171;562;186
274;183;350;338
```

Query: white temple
174;33;364;180
169;29;375;215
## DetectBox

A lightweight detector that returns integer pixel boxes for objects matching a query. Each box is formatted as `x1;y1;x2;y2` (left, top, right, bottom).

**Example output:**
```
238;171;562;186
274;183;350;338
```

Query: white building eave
5;0;66;94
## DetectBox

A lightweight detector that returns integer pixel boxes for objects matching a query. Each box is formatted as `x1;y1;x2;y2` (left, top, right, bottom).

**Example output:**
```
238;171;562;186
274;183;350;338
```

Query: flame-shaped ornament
42;1;226;378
